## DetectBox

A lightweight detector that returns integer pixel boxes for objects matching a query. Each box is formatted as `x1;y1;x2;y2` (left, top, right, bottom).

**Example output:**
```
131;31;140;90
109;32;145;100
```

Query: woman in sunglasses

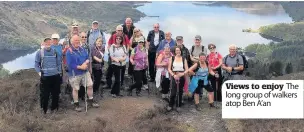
128;28;148;89
127;36;148;96
109;35;128;98
207;43;223;102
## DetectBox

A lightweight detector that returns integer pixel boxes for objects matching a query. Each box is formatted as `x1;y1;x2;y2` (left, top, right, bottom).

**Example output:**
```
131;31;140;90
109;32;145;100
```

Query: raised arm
188;63;198;76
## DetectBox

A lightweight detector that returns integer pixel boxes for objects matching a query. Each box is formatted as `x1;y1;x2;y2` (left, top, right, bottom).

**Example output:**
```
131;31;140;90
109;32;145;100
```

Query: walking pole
214;71;219;109
119;61;122;95
84;71;88;113
176;78;180;112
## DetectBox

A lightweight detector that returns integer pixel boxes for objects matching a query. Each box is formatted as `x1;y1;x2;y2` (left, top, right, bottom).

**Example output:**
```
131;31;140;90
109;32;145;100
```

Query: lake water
2;1;292;73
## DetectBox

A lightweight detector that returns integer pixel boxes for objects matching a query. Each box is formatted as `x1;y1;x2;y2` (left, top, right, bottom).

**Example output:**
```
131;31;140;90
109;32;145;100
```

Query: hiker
77;32;90;101
91;37;105;98
207;44;223;102
122;17;136;40
87;21;106;49
66;35;99;112
147;23;165;82
167;46;189;111
127;36;148;96
66;22;80;46
35;38;62;114
155;44;173;101
221;44;244;81
104;25;130;90
50;33;63;77
189;35;207;64
188;53;217;111
156;32;175;54
189;35;207;99
175;36;191;99
128;28;143;76
109;35;128;98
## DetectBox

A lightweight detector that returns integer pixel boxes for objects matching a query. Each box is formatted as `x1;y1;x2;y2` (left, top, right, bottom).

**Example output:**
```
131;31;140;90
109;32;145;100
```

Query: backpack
193;61;209;73
191;45;205;56
224;54;248;74
86;29;104;44
112;44;127;55
171;56;186;71
40;48;58;74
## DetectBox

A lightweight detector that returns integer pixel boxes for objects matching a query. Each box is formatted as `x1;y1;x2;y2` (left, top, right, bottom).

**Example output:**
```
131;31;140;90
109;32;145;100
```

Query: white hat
92;21;99;24
71;22;79;28
51;34;60;39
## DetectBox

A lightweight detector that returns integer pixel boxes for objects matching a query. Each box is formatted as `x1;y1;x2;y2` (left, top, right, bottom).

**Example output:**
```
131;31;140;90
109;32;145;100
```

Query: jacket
147;30;165;52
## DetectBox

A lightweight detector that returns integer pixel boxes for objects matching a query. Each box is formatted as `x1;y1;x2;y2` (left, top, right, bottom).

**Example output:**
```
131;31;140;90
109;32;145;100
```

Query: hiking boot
102;85;111;89
176;107;181;112
209;102;215;108
117;94;124;97
142;85;148;90
195;104;201;111
88;99;99;108
166;106;173;112
74;102;82;112
111;94;117;98
136;92;142;97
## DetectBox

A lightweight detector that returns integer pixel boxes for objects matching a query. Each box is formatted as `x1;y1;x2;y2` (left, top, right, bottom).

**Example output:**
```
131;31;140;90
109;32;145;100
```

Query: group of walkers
35;17;246;114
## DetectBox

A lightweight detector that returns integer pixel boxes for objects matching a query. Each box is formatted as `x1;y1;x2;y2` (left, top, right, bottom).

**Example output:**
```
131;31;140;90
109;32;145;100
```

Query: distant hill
0;1;145;50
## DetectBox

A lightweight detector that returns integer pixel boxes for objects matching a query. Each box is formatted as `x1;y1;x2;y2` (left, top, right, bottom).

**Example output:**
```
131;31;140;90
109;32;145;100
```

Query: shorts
195;80;213;94
69;72;93;90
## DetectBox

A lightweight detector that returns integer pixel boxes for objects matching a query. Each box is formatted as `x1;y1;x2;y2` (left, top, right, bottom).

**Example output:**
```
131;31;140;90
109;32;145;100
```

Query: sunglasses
138;41;144;43
209;47;215;50
82;36;87;38
117;30;122;32
116;38;122;40
154;27;159;28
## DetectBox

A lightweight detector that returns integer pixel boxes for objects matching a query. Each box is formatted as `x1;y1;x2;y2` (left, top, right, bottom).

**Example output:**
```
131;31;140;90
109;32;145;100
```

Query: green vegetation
0;1;145;50
259;22;304;41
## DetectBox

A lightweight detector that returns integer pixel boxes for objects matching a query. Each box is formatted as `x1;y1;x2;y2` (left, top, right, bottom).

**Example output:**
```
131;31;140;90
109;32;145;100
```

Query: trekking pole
120;61;122;93
84;72;88;113
176;77;180;112
214;71;219;109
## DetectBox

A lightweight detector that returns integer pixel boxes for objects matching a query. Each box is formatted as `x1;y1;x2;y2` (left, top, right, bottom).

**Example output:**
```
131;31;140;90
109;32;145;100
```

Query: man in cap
87;21;106;50
176;36;191;68
189;35;207;64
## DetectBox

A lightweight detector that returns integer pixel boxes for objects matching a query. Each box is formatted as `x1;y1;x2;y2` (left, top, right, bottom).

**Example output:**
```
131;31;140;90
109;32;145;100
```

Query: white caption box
222;80;303;119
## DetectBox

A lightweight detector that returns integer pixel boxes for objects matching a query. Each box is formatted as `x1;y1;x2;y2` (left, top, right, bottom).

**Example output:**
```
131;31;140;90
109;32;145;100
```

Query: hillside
0;1;145;50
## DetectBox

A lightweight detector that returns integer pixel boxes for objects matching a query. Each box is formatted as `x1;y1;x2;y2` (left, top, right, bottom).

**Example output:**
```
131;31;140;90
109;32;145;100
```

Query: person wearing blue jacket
156;32;175;53
35;38;62;114
66;35;99;112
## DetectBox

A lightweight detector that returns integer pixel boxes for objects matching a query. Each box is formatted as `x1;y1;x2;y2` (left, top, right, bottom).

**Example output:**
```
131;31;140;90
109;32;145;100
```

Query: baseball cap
176;36;183;40
195;35;201;40
138;36;145;43
71;22;79;28
92;21;99;24
51;33;60;39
